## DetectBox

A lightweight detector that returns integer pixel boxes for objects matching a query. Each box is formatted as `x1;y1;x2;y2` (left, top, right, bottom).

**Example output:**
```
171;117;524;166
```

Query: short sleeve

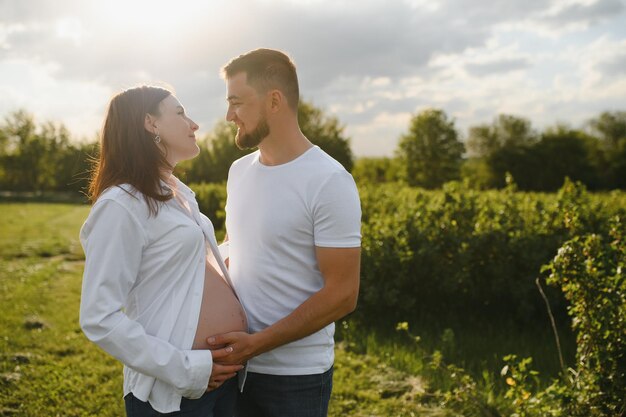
312;170;362;248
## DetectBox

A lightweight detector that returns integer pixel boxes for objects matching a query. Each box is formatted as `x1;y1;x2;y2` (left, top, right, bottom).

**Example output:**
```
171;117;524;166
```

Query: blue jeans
125;378;237;417
235;366;333;417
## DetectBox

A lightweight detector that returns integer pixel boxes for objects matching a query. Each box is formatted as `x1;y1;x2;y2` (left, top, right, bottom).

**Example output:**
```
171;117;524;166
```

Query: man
207;48;362;417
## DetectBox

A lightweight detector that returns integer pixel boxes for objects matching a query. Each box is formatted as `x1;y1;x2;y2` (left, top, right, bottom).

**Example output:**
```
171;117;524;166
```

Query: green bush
544;217;626;416
357;179;626;325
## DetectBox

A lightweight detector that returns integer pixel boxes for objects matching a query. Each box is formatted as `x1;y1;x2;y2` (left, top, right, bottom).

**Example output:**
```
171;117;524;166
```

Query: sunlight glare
96;0;213;37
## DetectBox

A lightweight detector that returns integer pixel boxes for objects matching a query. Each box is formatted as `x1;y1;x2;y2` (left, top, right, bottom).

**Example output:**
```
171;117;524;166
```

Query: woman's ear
144;114;157;134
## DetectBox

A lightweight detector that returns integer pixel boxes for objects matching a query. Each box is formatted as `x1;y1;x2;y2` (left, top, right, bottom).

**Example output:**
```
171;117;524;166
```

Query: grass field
0;203;451;416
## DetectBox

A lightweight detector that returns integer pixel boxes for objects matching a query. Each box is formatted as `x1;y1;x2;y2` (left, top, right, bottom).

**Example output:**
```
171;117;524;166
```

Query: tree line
0;110;93;193
355;109;626;191
0;102;353;194
0;105;624;193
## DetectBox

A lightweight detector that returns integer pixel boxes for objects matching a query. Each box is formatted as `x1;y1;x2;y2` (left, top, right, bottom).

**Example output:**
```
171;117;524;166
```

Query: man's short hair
222;48;299;110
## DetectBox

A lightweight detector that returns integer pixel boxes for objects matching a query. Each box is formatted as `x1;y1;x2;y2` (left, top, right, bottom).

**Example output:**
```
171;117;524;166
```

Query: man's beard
235;116;270;150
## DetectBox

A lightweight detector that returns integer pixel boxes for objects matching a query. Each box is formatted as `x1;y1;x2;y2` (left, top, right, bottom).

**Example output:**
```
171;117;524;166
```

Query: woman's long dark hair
88;85;173;215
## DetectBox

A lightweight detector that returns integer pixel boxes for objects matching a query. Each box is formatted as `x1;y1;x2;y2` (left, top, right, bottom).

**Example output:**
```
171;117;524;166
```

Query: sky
0;0;625;156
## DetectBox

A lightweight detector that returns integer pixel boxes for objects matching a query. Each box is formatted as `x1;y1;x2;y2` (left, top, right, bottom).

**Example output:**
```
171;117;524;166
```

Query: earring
154;134;161;144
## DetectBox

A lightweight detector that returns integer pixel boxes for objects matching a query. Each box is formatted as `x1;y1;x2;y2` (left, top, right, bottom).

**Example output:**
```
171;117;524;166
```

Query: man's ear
268;90;283;114
144;114;158;134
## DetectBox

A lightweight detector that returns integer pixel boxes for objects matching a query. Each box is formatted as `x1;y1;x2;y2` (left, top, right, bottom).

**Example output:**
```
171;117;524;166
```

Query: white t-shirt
225;145;362;375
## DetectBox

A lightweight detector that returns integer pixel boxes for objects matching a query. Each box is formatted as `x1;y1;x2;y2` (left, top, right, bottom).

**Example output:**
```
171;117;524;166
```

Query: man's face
226;72;270;149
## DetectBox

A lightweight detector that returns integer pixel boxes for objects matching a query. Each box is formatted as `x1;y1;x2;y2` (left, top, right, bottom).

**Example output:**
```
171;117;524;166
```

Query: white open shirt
79;178;237;413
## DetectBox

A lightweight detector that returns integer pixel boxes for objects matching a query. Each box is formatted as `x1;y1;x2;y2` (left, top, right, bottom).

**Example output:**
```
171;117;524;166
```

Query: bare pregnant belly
192;263;247;350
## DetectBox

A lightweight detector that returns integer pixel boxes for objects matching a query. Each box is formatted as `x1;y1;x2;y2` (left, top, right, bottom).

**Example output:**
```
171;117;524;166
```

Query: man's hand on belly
208;247;361;362
207;331;257;365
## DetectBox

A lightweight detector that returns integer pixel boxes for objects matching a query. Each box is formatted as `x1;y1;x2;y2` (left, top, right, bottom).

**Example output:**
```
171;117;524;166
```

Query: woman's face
153;95;200;165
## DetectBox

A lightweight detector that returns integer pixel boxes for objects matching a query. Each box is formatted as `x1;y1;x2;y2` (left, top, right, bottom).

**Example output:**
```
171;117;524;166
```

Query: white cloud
541;0;624;26
0;58;112;138
465;58;531;77
350;111;413;156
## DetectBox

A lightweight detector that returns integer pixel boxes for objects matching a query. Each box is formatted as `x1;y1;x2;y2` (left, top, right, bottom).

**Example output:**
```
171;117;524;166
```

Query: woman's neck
160;169;178;193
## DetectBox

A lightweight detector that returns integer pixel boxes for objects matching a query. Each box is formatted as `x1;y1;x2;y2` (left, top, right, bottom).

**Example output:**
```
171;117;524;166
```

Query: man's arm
207;246;361;364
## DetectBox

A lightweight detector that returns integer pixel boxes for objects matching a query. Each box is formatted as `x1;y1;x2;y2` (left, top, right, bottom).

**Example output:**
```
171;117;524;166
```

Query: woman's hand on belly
206;347;243;391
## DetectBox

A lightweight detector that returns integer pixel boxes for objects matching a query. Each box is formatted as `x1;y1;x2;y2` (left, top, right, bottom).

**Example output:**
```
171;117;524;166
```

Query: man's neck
258;125;313;166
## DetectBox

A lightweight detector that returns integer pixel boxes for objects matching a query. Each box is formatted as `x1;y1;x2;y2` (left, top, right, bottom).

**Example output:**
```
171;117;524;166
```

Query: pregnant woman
79;85;247;417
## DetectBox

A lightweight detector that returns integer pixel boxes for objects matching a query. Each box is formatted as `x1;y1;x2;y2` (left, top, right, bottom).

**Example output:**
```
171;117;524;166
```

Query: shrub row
358;179;626;324
191;179;626;325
